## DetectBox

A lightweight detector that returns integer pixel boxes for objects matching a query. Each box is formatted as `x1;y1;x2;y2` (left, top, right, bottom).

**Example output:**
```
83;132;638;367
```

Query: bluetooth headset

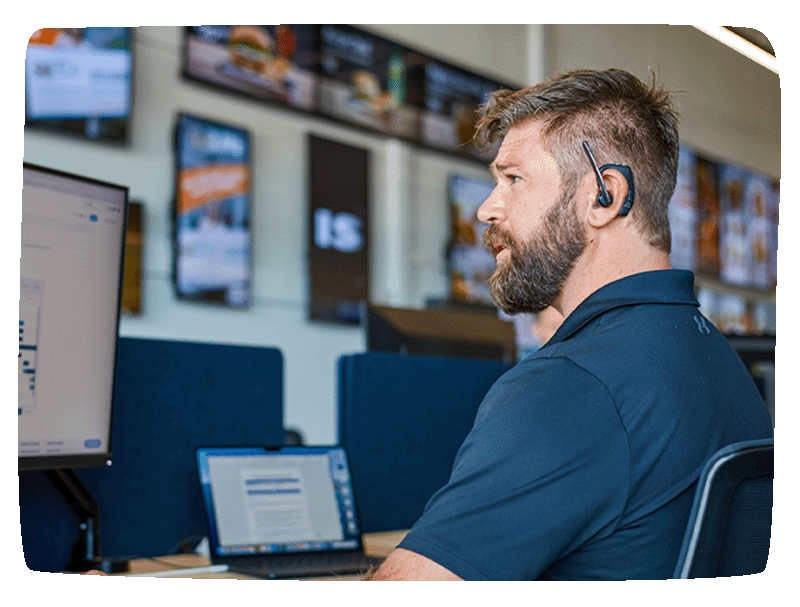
581;140;635;217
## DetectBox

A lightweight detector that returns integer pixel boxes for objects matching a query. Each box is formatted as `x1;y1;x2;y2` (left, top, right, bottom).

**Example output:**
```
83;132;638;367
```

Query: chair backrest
673;438;774;578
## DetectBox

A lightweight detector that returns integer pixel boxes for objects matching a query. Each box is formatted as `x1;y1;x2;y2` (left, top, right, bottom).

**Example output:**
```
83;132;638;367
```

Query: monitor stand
44;468;129;573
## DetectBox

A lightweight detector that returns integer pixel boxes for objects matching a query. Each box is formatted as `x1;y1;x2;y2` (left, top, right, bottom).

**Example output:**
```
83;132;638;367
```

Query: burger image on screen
352;70;381;102
228;26;275;73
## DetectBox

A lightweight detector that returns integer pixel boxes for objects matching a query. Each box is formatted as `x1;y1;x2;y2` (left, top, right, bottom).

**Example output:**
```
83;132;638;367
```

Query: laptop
195;445;384;579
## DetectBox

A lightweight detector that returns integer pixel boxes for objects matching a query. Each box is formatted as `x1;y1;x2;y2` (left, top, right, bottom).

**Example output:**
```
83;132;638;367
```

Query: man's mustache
482;224;514;258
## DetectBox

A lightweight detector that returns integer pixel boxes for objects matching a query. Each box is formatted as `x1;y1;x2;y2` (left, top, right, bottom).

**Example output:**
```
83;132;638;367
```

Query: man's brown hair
475;68;680;253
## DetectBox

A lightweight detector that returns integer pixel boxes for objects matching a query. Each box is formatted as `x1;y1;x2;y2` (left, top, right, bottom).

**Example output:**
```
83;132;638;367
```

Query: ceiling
725;27;775;56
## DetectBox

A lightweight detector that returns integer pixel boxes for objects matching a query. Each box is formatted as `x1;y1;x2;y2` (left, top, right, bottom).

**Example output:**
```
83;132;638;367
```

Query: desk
120;530;408;580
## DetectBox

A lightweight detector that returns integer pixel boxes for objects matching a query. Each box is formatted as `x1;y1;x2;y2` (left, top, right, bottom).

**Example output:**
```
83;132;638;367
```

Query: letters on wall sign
308;135;370;324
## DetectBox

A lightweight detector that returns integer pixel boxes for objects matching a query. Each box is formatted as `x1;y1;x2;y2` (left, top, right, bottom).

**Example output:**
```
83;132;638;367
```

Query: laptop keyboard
228;552;384;579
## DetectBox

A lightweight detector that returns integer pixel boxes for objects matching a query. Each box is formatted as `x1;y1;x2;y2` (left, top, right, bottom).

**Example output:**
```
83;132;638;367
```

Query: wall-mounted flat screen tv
25;28;133;144
315;24;424;140
414;58;509;160
182;25;317;112
308;135;370;324
173;113;252;307
120;201;143;315
446;173;496;307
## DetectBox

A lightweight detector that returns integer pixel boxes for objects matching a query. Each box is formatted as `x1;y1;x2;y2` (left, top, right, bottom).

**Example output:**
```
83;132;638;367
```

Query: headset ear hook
582;141;612;208
581;141;635;217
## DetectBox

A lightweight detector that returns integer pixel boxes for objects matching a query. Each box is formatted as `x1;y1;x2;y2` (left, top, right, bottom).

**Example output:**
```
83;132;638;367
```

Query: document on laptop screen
207;452;345;547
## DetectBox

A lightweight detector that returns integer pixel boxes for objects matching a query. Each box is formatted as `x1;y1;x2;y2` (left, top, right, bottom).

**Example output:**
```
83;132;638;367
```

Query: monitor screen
196;446;366;558
25;28;134;144
19;164;128;470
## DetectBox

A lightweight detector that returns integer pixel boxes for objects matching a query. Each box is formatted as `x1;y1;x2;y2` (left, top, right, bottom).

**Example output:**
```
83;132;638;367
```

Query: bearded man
369;68;773;581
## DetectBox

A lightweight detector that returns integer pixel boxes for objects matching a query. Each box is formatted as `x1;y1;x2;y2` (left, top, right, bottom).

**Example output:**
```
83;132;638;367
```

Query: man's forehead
491;121;551;171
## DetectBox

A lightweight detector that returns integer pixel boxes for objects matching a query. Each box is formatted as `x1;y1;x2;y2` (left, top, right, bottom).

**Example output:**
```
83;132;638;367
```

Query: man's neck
553;232;672;318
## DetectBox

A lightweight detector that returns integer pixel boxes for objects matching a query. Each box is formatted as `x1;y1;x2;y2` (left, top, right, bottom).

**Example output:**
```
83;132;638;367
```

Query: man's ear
587;167;632;228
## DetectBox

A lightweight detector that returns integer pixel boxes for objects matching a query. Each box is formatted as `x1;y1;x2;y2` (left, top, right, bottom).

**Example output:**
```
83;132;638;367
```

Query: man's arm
367;548;463;581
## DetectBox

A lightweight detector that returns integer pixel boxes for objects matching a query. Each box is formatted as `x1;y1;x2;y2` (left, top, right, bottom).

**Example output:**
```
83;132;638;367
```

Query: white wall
22;25;527;445
21;25;780;445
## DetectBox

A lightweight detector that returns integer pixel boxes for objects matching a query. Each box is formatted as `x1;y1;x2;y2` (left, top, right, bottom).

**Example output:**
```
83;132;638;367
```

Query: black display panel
25;28;133;144
120;201;143;315
308;135;370;324
364;304;517;363
173;113;252;307
182;25;318;111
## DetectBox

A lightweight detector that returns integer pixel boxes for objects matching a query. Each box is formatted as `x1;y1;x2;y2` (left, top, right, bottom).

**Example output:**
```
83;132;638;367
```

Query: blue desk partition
19;337;284;572
338;352;512;533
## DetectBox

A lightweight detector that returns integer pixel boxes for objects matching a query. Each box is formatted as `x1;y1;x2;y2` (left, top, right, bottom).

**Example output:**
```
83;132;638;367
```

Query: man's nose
477;187;504;224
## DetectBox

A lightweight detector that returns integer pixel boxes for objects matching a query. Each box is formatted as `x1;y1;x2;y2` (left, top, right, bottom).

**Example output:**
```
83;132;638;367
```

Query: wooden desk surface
121;530;407;580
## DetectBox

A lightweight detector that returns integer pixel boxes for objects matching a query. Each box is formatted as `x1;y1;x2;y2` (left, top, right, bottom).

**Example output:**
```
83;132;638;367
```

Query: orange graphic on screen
178;164;250;214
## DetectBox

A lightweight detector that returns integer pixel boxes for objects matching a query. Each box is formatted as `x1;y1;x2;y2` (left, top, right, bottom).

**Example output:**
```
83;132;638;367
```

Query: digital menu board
173;113;252;307
316;24;423;139
446;173;496;306
668;144;778;293
415;58;507;160
25;27;133;143
181;26;517;161
668;146;699;272
718;163;750;286
695;155;721;277
183;25;317;111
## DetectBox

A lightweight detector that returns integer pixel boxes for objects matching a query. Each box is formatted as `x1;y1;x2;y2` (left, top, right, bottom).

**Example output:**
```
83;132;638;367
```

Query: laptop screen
196;446;364;557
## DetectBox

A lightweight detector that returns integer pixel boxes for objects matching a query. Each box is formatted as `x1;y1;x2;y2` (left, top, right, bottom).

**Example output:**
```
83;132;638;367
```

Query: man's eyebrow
490;161;520;175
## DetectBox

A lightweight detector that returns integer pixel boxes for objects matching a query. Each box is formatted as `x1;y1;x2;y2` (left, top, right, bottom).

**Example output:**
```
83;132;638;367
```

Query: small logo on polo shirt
693;315;711;334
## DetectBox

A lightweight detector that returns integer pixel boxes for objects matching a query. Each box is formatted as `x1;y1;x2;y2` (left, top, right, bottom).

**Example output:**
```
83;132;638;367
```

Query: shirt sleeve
397;356;630;580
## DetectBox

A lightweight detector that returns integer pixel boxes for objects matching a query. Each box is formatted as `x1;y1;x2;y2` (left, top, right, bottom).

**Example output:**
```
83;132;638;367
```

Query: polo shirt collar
547;269;699;346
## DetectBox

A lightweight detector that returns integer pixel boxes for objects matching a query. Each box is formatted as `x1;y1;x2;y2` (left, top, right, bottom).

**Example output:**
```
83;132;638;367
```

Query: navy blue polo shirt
397;270;773;580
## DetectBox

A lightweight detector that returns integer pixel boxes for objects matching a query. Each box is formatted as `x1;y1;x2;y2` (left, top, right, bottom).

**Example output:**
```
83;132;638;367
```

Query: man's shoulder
498;352;607;389
475;354;618;427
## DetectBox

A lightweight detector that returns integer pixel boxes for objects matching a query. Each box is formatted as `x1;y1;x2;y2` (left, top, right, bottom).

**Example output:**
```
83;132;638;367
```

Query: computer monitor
364;303;517;363
727;335;776;428
19;163;128;471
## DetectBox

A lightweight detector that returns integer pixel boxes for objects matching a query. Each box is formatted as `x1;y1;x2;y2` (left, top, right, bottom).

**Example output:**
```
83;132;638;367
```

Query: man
369;68;773;581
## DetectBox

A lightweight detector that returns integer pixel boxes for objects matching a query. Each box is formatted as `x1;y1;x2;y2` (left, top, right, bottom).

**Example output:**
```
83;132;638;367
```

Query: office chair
673;438;774;578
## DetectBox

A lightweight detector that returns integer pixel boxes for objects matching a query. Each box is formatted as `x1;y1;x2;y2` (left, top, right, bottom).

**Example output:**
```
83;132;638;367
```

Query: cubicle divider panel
20;337;284;572
338;352;512;533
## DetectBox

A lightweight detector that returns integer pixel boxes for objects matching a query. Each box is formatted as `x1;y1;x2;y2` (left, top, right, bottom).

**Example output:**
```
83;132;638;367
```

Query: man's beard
483;190;586;315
